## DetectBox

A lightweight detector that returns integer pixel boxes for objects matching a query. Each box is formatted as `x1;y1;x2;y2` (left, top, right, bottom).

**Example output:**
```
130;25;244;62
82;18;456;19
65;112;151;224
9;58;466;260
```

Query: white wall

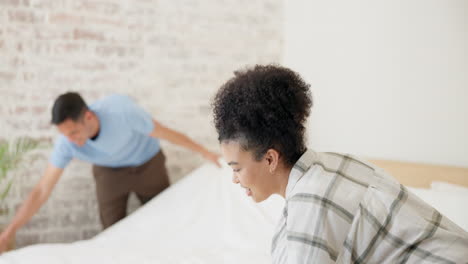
284;0;468;167
0;0;282;247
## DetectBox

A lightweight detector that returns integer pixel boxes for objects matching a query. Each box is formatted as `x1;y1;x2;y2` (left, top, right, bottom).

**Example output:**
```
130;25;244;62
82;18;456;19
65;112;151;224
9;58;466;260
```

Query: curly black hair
212;64;313;166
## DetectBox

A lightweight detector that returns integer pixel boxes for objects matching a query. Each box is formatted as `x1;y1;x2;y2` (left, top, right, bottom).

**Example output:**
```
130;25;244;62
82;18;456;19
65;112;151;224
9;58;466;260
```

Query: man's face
221;141;275;203
56;112;92;147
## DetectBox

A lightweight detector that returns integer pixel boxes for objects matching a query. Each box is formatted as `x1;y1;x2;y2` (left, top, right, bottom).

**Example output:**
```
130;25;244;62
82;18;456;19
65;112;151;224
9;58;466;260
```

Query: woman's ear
265;149;280;173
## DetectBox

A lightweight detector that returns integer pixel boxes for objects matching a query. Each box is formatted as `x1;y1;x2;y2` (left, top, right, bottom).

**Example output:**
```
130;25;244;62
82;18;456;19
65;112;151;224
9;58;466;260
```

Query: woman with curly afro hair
212;64;313;202
212;64;468;263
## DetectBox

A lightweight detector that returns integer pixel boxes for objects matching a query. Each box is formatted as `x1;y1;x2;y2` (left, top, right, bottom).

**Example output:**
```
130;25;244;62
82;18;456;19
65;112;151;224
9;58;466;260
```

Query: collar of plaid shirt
285;149;317;199
272;149;468;264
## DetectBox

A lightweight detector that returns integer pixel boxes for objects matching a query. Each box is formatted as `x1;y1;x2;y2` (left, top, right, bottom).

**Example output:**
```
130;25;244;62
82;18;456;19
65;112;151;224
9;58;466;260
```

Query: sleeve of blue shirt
49;136;73;169
122;96;155;135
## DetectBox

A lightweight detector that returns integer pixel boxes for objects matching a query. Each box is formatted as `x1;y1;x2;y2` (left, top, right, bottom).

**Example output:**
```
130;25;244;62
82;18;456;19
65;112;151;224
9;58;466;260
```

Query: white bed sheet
2;162;467;263
0;163;284;264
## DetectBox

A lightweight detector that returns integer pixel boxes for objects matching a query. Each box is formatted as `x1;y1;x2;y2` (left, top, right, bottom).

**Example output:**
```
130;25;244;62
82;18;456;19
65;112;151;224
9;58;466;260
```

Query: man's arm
149;120;221;167
0;164;63;253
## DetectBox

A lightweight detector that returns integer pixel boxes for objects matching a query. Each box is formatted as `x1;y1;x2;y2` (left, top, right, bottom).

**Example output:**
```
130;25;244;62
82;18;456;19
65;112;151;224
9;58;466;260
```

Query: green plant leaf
0;137;41;203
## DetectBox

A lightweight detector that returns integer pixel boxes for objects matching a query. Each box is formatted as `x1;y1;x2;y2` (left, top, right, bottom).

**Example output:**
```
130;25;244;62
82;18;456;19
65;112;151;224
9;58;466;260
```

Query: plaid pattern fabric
271;150;468;263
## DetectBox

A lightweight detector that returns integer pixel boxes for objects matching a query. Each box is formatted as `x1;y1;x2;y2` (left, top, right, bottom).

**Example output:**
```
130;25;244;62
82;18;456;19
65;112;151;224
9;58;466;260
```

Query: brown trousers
93;151;170;229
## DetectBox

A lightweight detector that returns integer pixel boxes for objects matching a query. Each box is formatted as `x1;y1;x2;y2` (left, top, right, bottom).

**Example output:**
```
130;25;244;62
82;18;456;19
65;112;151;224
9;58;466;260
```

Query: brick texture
0;0;282;248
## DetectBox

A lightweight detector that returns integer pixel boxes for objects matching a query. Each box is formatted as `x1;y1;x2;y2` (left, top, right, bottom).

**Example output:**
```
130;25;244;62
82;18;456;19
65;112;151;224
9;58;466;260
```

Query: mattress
1;161;467;263
0;163;284;264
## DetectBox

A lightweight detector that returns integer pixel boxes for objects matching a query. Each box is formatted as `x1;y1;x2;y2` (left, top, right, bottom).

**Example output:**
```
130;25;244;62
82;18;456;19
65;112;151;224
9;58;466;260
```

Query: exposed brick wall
0;0;282;248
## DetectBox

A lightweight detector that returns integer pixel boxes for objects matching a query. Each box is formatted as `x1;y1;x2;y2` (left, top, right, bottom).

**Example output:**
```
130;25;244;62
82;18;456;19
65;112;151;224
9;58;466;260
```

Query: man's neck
89;112;100;140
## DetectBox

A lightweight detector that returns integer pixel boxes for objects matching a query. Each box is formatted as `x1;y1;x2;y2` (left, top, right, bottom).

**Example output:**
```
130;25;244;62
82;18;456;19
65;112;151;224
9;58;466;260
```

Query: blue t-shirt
50;94;160;168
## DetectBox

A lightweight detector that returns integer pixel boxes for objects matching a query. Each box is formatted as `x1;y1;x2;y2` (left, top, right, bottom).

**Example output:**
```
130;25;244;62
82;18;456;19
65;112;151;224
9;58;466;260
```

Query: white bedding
1;162;467;264
0;163;284;264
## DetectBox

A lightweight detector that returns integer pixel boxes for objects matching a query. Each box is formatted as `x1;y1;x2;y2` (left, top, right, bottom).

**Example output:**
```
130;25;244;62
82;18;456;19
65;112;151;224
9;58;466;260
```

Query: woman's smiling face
221;140;277;203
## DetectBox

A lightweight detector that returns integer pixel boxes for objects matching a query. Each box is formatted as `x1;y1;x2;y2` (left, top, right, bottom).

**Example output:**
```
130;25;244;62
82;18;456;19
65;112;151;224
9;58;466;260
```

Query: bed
1;159;467;263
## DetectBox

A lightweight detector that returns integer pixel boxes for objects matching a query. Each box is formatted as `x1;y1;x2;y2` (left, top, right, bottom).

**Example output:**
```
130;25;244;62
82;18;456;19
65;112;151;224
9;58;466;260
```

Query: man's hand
202;150;222;168
0;227;15;254
0;164;64;255
150;120;222;168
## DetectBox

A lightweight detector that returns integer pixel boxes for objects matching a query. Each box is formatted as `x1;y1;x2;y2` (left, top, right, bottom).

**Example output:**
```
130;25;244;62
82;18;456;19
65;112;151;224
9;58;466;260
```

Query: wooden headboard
368;159;468;188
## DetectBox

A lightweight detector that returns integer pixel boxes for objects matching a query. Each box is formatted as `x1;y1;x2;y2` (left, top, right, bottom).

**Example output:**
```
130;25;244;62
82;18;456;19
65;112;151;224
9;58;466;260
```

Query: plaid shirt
271;150;468;263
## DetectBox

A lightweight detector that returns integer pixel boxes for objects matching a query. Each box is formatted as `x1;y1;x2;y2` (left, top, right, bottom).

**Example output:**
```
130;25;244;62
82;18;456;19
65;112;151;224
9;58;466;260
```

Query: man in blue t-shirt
0;92;220;251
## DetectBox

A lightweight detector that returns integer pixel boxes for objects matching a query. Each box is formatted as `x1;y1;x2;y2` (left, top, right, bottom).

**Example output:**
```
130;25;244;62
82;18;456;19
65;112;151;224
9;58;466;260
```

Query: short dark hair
51;92;89;125
212;64;313;166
